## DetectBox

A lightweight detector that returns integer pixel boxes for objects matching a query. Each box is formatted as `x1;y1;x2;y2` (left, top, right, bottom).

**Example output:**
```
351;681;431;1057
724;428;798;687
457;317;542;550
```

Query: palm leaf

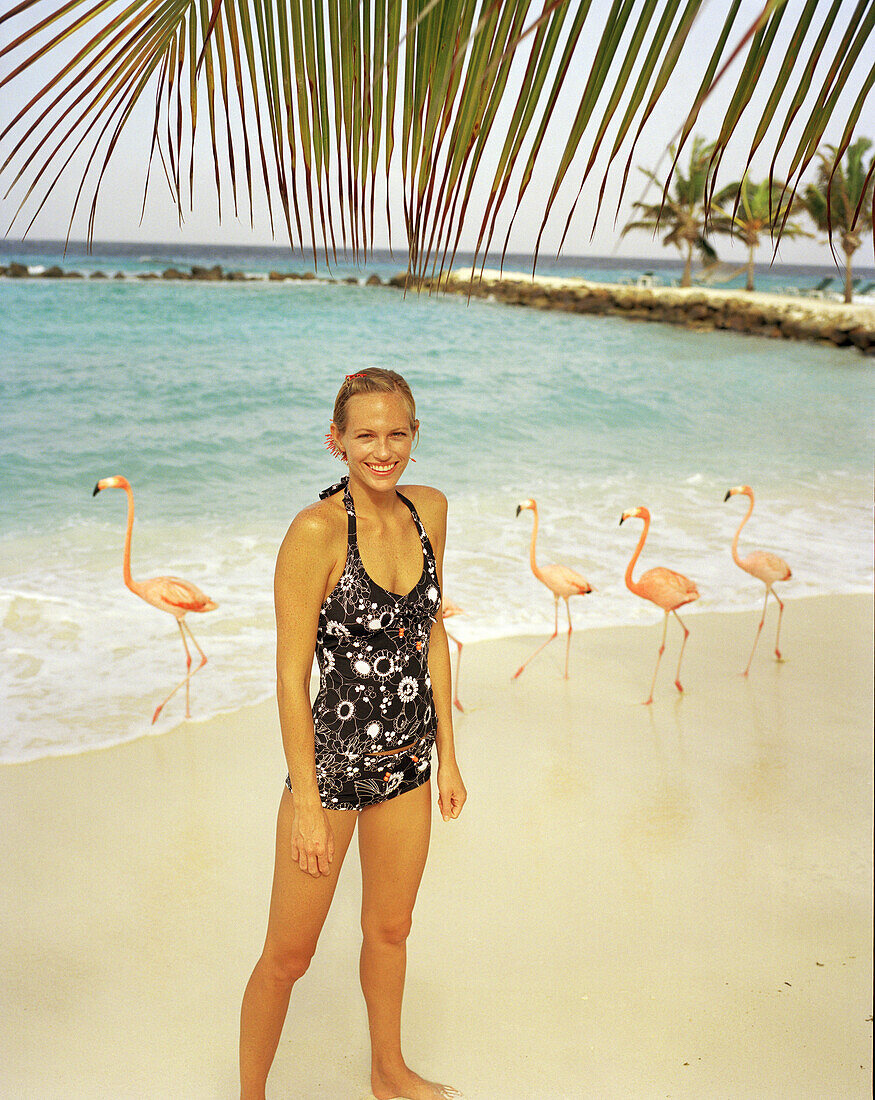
1;0;872;267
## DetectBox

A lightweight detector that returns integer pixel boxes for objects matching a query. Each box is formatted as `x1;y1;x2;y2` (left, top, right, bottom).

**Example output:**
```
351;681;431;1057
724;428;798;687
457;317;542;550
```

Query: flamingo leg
743;585;770;676
152;618;208;724
563;597;573;680
772;587;786;661
672;609;691;694
513;597;559;679
446;630;464;712
644;612;669;705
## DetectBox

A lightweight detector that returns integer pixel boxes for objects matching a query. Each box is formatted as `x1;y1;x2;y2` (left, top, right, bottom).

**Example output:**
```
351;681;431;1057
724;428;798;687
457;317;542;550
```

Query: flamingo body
514;499;594;679
725;485;791;673
134;575;218;618
93;475;217;722
735;550;791;587
633;566;700;612
620;506;699;704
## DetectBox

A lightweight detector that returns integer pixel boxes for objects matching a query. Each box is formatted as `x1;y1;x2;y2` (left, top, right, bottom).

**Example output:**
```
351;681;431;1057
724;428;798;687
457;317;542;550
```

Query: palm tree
622;136;717;287
709;175;811;291
0;2;871;277
803;139;874;304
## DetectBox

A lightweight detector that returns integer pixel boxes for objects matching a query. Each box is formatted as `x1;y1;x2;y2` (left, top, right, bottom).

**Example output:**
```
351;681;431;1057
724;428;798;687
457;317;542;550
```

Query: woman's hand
437;760;467;821
291;800;335;877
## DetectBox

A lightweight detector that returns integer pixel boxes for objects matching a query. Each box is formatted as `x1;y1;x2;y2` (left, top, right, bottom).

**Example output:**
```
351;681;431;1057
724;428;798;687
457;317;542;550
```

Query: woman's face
334;392;418;491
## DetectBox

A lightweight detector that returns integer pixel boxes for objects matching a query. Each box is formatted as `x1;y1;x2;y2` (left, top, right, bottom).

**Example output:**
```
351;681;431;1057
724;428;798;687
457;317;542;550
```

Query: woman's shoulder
398;483;447;518
278;494;346;562
397;484;447;544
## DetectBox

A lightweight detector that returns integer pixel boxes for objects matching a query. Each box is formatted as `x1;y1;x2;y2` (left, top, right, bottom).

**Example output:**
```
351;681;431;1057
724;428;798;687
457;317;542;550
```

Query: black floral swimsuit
285;475;441;811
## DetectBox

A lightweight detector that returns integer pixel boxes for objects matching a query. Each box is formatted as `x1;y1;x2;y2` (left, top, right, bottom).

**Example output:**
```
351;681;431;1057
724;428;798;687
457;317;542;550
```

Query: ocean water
1;241;873;762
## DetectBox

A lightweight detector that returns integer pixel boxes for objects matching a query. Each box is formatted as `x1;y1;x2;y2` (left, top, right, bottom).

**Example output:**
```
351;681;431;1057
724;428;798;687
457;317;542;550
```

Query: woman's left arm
424;489;467;821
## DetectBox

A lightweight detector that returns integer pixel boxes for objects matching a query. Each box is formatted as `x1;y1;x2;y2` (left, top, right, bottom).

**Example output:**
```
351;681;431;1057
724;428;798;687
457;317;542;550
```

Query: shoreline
4;258;873;351
2;593;871;1097
1;591;871;768
390;267;875;353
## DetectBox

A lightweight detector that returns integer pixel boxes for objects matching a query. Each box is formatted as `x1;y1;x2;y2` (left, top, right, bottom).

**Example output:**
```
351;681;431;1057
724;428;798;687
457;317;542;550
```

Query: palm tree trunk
746;244;755;292
682;242;693;287
843;243;855;303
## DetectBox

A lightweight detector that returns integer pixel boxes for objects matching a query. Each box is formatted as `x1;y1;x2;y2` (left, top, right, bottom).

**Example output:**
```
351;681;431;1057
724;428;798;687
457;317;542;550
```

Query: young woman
240;368;466;1100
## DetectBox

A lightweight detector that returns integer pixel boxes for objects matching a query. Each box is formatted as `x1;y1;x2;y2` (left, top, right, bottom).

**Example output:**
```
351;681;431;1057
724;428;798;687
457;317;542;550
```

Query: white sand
1;594;871;1099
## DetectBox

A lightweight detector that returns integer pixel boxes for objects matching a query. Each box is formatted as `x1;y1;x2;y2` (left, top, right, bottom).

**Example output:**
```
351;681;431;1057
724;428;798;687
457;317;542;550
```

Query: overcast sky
1;0;872;268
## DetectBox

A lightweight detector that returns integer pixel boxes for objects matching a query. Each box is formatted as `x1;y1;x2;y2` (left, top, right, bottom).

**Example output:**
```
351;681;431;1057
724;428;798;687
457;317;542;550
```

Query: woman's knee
259;941;316;987
361;912;413;948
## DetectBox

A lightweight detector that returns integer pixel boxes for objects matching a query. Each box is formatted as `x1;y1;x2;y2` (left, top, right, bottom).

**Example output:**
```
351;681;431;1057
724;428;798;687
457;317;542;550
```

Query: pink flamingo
441;598;465;712
620;507;699;705
725;485;792;675
93;475;218;723
514;499;594;679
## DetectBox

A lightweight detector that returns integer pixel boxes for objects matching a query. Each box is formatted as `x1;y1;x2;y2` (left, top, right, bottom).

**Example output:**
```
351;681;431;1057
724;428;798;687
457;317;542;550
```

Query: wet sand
1;593;871;1098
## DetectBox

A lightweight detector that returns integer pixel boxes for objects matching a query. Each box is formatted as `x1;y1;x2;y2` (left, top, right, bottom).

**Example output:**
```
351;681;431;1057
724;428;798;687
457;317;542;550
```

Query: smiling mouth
365;462;398;473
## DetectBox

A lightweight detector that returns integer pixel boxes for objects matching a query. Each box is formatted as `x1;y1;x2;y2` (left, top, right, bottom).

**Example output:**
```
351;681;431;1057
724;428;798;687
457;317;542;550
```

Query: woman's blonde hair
332;368;417;435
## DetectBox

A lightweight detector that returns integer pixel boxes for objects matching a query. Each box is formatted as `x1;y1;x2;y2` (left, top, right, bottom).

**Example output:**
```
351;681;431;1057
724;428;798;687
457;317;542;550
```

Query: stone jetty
388;268;875;354
0;262;382;287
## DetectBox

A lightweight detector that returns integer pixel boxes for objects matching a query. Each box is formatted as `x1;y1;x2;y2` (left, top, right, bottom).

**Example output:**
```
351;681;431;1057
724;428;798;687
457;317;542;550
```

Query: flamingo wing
739;551;791;585
541;562;593;598
141;575;218;614
636;567;699;611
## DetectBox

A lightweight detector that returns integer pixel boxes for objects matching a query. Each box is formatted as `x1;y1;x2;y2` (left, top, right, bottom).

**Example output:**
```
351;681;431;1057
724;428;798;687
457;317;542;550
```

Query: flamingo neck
624;514;649;593
121;484;137;593
528;507;544;581
731;492;754;566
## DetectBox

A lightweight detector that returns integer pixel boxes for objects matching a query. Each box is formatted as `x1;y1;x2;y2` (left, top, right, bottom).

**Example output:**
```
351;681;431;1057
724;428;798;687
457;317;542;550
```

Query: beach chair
804;276;834;298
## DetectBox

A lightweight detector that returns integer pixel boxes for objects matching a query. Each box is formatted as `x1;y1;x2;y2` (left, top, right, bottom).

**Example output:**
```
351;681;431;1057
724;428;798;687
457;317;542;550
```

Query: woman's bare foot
370;1062;463;1100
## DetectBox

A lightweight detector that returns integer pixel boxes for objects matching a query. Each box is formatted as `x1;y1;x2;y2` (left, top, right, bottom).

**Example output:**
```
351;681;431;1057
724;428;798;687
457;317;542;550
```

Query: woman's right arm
275;508;337;878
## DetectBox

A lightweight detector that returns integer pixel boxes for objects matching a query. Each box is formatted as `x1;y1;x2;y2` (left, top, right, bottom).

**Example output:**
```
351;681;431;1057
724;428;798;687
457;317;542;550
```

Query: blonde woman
240;368;466;1100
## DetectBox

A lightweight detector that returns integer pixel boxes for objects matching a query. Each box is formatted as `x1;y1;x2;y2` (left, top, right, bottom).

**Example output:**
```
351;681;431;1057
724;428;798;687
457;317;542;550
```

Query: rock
137;272;159;280
268;271;289;281
8;262;29;278
226;271;247;281
191;264;223;280
90;271;107;279
344;276;359;285
63;271;84;278
301;271;316;281
42;265;65;278
162;267;187;280
113;272;126;279
365;274;382;286
848;328;873;352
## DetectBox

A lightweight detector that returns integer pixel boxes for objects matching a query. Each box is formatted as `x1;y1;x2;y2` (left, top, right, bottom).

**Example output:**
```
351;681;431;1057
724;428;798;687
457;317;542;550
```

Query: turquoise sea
1;240;873;762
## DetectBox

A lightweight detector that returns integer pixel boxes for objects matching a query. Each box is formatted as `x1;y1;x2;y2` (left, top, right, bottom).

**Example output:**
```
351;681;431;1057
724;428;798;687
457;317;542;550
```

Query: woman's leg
239;788;358;1100
358;780;459;1100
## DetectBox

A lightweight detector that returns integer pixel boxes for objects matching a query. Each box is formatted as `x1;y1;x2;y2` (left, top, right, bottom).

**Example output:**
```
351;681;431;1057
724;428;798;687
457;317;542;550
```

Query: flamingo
724;485;792;675
513;499;594;680
441;598;465;712
93;475;218;723
620;507;699;705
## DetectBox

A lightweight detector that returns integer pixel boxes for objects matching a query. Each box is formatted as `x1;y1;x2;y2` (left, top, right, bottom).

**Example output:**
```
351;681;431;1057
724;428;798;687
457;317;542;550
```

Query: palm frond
1;0;872;269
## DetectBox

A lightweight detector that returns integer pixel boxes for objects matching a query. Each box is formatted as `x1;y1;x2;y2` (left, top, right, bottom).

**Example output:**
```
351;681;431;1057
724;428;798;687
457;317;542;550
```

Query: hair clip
345;372;367;381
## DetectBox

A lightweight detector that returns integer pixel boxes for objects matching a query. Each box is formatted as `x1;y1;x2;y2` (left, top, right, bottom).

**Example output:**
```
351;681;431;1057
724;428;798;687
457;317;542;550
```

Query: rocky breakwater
389;269;875;355
1;261;386;286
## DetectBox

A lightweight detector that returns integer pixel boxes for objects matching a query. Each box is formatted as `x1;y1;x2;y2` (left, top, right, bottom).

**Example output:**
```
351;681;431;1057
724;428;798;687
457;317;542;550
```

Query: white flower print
371;651;396;680
398;676;417;702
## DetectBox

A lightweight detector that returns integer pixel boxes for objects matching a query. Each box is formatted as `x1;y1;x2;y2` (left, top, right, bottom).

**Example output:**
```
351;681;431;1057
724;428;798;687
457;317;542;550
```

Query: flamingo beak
619;514;626;526
723;489;732;502
515;505;522;517
92;481;102;496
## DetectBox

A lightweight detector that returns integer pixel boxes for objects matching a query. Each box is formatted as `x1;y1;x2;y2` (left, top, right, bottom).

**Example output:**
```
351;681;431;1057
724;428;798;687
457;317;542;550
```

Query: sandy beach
1;593;871;1099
